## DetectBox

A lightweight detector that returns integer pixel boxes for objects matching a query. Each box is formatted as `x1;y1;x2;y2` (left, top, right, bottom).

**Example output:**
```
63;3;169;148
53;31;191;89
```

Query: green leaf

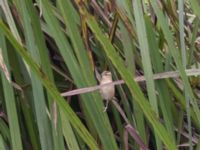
0;32;23;150
0;19;99;150
82;8;177;150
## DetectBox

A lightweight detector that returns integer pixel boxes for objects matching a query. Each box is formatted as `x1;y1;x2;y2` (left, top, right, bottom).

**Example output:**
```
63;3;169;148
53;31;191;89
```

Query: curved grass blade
0;34;23;150
150;0;200;127
178;1;192;149
61;111;80;150
14;1;54;149
133;1;161;148
0;19;99;150
78;6;178;150
144;15;175;141
18;0;65;149
39;0;118;149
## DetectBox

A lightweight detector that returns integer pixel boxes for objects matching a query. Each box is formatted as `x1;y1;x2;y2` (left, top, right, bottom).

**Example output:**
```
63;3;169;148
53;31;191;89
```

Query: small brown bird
100;71;115;111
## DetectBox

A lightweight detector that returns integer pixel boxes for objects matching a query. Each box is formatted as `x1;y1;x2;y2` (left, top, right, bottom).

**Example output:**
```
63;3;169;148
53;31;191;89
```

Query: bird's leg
103;100;109;112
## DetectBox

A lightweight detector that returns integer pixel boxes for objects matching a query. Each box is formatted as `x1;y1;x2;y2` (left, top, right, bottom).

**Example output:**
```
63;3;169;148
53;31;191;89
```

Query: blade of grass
188;17;199;66
0;19;99;150
76;3;177;149
111;24;137;145
21;0;65;149
178;1;192;149
7;43;40;150
150;0;200;127
0;134;5;150
145;15;175;141
42;0;118;149
0;118;10;144
0;0;21;43
14;1;54;149
117;7;146;147
133;0;158;114
190;0;200;18
88;16;177;150
167;79;200;129
133;0;161;148
61;111;80;150
0;33;23;150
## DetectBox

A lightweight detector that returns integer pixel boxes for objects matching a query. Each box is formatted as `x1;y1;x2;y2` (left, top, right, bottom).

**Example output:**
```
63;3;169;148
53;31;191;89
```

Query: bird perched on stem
100;71;115;112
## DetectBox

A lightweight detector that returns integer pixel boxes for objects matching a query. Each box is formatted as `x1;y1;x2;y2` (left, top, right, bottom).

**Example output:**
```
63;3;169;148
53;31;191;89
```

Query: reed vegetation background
0;0;200;149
